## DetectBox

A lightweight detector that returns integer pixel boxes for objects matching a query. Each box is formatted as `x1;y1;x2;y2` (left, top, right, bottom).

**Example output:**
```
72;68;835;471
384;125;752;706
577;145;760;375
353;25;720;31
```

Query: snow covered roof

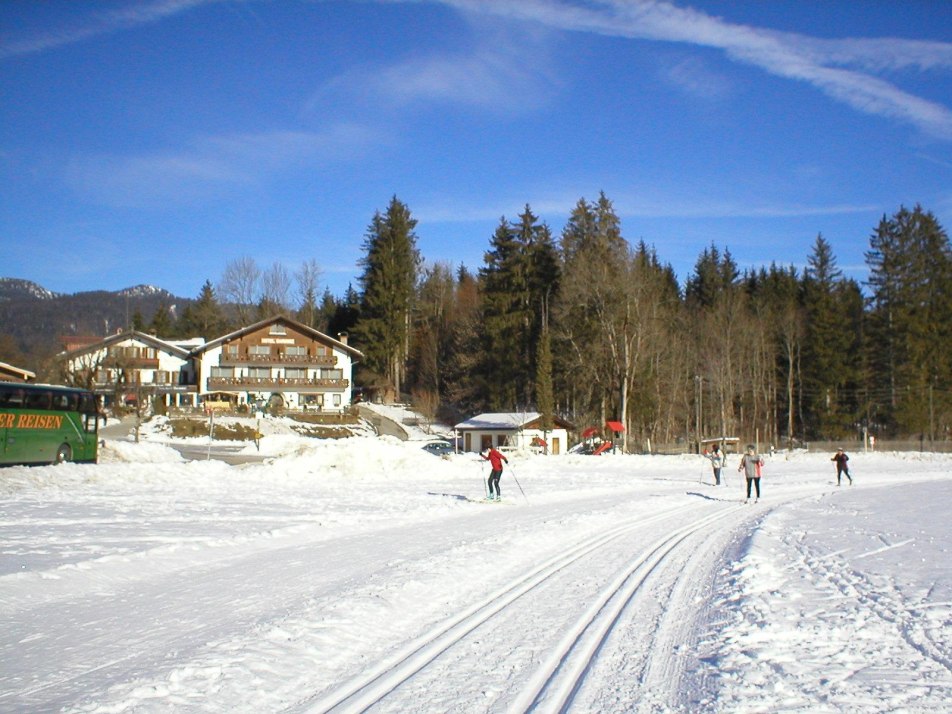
58;330;193;360
454;412;574;431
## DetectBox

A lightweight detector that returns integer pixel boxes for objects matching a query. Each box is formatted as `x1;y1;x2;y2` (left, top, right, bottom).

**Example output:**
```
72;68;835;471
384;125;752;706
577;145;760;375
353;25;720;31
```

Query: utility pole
694;375;702;453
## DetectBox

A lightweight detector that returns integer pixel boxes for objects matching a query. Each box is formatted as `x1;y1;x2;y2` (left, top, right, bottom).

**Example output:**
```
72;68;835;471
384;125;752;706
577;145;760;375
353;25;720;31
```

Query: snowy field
1;420;951;713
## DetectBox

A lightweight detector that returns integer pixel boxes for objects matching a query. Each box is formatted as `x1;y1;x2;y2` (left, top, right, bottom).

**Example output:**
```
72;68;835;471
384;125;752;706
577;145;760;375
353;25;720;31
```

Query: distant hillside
0;278;190;367
0;278;61;302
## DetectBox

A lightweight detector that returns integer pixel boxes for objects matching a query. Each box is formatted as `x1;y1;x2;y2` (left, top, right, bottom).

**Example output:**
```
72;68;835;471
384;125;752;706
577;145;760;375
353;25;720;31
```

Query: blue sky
2;0;950;301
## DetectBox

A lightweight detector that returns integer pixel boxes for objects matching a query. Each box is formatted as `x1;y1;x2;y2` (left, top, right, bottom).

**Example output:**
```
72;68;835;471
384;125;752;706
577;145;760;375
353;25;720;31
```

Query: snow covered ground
1;419;951;713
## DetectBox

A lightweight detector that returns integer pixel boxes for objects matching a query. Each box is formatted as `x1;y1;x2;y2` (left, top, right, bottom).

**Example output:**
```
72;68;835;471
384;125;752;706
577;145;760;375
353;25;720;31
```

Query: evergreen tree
353;197;421;399
314;288;338;333
685;244;739;309
479;217;527;409
866;205;952;437
326;285;361;339
179;280;227;338
442;266;485;417
477;205;560;410
801;235;861;438
535;318;555;438
148;302;175;337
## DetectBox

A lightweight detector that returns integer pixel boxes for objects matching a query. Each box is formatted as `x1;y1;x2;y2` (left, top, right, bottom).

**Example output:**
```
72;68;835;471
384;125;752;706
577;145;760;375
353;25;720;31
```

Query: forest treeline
13;195;950;448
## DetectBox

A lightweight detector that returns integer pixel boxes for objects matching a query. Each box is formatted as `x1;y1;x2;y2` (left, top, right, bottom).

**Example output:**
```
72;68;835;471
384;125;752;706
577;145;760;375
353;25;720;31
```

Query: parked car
421;440;455;456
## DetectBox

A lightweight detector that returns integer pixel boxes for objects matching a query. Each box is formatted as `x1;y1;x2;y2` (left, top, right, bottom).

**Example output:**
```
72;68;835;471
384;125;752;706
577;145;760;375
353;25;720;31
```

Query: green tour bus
0;381;100;465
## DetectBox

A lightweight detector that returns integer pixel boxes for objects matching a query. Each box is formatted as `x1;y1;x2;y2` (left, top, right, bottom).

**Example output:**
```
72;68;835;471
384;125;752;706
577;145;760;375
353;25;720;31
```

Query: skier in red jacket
481;446;509;501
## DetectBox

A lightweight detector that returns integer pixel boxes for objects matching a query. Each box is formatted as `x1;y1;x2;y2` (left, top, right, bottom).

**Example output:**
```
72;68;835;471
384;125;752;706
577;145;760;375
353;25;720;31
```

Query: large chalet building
61;315;362;411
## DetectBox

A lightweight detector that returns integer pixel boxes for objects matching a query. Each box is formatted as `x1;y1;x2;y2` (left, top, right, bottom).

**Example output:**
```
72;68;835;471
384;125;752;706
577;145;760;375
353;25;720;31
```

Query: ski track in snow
1;435;951;713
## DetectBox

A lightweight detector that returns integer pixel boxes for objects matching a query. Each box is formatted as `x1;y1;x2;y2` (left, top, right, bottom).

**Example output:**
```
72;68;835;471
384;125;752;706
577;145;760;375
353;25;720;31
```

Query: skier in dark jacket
481;446;509;501
832;448;853;486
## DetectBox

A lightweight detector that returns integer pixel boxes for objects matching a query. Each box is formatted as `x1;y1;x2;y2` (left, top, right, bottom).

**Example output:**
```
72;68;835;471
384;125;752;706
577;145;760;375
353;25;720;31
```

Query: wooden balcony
219;353;337;367
207;377;349;390
105;358;160;368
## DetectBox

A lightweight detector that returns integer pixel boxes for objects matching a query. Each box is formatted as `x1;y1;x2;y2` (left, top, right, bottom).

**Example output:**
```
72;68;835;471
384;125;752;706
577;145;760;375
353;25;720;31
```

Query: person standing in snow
481;446;508;501
832;448;853;486
705;443;725;485
738;445;764;502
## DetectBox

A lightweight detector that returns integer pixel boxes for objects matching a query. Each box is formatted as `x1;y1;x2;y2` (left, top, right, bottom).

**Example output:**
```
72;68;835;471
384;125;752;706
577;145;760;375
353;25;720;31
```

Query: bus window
52;393;70;410
1;388;25;407
25;391;52;409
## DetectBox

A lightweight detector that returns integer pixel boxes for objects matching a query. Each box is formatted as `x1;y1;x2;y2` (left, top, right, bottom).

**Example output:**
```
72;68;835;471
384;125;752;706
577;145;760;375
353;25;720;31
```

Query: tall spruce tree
353;197;421;399
179;280;227;338
479;217;528;410
801;235;861;438
866;205;952;438
148;303;176;336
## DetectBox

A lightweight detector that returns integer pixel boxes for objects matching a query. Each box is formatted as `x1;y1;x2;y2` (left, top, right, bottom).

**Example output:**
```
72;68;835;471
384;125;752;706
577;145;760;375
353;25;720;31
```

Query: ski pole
508;464;529;504
476;459;488;498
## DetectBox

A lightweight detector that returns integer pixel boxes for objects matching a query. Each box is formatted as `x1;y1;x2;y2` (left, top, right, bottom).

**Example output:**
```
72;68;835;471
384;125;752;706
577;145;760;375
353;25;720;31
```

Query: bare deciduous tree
295;259;323;327
219;257;260;324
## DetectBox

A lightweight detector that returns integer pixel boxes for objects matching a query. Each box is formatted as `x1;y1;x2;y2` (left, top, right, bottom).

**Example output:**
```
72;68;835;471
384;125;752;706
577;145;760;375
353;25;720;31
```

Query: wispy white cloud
0;0;233;59
307;23;559;114
415;188;875;226
64;124;380;208
431;0;952;140
661;56;732;100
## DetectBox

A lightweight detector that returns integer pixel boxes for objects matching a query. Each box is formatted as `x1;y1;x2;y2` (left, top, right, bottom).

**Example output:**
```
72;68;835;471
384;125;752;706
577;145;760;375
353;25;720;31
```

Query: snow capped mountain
115;284;175;299
0;278;178;302
0;277;60;301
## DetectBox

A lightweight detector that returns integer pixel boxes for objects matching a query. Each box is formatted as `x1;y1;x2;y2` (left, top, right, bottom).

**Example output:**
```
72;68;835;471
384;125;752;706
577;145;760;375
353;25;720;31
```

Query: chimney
337;332;348;346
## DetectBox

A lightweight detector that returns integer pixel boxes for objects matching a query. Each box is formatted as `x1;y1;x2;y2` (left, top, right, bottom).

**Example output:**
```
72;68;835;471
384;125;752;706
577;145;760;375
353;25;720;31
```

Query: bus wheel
55;444;72;464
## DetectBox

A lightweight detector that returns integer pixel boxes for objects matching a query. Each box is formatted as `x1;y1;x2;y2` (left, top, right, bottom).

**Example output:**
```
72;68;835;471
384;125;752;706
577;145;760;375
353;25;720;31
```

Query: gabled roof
455;412;574;431
59;330;192;360
191;315;363;359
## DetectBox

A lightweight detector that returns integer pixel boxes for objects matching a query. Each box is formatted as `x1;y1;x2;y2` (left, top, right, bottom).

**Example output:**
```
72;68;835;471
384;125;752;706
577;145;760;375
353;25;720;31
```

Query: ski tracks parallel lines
290;503;701;714
511;504;745;713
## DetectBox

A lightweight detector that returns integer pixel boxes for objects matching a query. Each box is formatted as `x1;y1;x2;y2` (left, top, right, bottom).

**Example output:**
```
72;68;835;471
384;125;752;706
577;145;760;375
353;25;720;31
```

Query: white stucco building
60;315;363;411
454;412;573;455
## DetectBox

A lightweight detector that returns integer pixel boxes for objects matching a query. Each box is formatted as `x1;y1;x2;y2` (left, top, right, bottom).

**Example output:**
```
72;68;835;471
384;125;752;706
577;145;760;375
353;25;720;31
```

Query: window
249;345;271;356
322;369;343;380
211;367;234;378
25;391;52;409
285;346;307;356
248;367;271;379
269;323;287;335
226;345;239;355
333;394;341;407
285;368;306;379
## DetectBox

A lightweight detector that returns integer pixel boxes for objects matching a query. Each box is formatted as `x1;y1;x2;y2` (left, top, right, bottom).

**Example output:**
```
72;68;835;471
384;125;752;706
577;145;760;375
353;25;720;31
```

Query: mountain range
0;278;190;367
